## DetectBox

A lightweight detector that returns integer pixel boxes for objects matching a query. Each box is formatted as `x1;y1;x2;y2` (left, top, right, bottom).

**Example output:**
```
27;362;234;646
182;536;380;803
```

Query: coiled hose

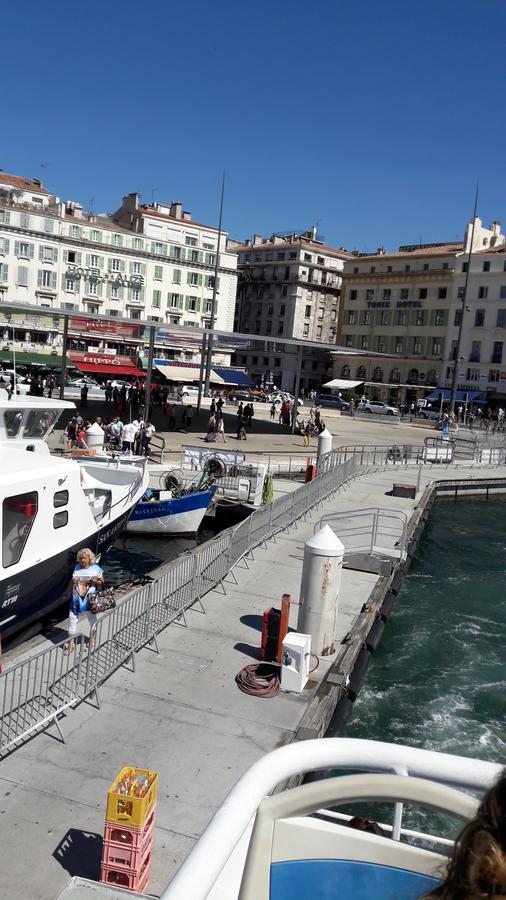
235;662;280;697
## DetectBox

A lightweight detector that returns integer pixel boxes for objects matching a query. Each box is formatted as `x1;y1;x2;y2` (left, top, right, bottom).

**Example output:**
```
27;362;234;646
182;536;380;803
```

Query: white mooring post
317;427;333;462
297;525;344;656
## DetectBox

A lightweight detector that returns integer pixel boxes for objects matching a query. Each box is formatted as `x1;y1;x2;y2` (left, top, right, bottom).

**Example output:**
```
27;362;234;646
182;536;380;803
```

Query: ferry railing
160;737;502;900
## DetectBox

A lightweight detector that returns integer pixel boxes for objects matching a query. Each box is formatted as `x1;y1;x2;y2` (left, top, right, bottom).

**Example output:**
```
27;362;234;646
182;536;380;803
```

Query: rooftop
0;172;51;195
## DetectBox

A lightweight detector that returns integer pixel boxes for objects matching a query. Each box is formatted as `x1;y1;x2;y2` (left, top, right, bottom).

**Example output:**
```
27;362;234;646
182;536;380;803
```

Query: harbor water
343;497;506;835
345;497;506;761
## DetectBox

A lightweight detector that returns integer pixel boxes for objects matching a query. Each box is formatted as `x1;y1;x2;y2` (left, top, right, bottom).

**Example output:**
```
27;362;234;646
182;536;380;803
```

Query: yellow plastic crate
106;767;158;828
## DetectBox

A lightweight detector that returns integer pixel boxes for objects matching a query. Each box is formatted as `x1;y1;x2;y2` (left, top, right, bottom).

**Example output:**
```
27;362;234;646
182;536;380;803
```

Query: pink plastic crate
103;808;155;854
102;825;153;872
100;851;151;893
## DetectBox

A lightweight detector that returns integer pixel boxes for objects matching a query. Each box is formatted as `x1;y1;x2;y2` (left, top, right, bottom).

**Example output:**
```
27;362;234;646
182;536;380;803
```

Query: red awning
75;361;145;377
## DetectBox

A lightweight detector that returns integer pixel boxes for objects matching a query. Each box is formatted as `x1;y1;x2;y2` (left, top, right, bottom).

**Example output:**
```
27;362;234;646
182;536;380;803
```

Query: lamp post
449;186;478;415
203;174;225;398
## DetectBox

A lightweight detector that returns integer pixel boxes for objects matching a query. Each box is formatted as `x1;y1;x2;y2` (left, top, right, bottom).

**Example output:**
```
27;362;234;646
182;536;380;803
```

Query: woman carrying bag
64;548;104;655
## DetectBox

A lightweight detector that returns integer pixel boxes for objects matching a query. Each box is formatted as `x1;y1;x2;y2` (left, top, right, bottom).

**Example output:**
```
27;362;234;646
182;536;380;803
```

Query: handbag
88;587;116;614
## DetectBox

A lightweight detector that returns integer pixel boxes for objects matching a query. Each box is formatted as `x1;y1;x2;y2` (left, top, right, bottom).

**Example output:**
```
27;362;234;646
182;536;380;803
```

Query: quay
1;450;506;898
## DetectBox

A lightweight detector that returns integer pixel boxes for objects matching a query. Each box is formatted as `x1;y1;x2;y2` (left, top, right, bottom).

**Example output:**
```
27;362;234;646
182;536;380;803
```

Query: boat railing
159;737;502;900
87;468;145;525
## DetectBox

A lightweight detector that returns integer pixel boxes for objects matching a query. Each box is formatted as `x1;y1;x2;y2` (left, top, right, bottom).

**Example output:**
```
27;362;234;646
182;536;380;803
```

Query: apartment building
333;217;505;404
232;229;352;391
0;172;238;364
445;241;506;399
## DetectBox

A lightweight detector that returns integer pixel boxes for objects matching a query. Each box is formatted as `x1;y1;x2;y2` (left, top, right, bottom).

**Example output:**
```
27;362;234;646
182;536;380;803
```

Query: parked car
67;377;101;389
0;372;31;395
177;385;199;398
315;394;350;410
268;392;304;406
418;407;441;420
358;399;400;416
227;390;256;402
107;379;135;390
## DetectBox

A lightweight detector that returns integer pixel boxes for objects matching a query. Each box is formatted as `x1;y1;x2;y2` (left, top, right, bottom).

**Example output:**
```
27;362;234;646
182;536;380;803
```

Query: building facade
232;230;352;392
0;173;238;365
445;240;506;400
333;218;506;404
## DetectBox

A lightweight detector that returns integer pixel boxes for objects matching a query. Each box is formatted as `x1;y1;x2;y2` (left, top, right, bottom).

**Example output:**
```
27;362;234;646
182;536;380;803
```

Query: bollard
85;421;105;452
317;427;333;464
297;525;344;656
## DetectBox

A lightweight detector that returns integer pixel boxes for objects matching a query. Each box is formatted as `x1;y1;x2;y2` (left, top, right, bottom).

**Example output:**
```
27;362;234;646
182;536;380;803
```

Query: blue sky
2;0;506;251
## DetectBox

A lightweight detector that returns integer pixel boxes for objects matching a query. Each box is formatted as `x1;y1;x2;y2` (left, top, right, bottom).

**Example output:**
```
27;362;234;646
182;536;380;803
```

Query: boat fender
390;570;405;596
325;694;355;737
346;646;371;702
365;616;385;653
380;591;396;622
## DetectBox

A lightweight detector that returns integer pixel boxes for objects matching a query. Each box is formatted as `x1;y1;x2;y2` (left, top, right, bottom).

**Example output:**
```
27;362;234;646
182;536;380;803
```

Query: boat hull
126;489;214;535
0;508;131;641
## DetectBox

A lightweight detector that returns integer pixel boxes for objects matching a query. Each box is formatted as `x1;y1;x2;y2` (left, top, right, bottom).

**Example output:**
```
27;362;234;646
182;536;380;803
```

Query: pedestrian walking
236;412;247;440
205;414;217;442
80;384;88;407
217;413;226;442
210;398;216;415
64;548;104;655
270;402;276;421
349;398;355;418
183;404;194;431
216;397;224;414
303;421;312;446
142;421;155;456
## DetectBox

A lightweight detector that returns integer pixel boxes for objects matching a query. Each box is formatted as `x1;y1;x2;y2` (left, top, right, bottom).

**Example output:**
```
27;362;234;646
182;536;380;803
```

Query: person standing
270;402;276;421
122;420;138;454
142;421;155;456
349;398;355;418
216;397;224;415
183;404;194;431
217;412;226;442
210;398;216;415
236;411;247;440
205;413;217;442
303;420;312;446
64;548;104;655
80;383;88;408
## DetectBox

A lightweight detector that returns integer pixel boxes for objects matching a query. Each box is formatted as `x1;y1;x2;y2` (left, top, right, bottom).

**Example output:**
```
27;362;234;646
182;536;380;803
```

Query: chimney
170;202;182;218
253;234;263;246
182;210;192;221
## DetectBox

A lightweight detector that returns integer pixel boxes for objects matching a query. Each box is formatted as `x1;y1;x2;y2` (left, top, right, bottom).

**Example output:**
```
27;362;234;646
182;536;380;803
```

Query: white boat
0;397;148;640
126;486;216;535
57;736;502;899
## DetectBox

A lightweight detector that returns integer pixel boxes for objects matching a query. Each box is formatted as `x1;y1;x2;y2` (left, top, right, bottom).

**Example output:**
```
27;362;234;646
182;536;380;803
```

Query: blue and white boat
126;485;216;535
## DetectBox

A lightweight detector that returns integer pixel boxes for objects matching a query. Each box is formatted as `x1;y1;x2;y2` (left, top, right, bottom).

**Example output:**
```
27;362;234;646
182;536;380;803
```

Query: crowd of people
64;414;156;457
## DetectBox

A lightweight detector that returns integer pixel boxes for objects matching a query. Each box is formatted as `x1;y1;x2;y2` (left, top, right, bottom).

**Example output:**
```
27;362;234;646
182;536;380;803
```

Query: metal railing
2;439;506;755
148;432;165;463
0;451;362;754
316;508;408;561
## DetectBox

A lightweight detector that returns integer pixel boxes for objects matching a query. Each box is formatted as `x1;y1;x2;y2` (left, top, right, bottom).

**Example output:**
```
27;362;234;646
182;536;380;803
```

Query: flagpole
203;173;225;398
449;183;479;416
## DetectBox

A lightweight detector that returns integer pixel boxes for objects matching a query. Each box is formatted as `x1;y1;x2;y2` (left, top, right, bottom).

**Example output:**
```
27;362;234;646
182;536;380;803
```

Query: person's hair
77;548;96;565
346;815;385;837
426;770;506;898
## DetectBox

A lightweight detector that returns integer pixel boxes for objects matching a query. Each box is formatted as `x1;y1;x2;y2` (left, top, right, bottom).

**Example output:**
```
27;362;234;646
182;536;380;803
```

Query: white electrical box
281;632;311;693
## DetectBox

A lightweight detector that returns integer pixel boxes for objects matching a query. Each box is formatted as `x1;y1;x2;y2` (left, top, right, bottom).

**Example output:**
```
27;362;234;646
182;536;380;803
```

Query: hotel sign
66;265;144;287
367;300;423;309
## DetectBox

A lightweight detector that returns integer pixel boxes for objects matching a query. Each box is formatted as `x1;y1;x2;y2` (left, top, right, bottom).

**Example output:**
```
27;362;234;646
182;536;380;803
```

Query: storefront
68;351;145;380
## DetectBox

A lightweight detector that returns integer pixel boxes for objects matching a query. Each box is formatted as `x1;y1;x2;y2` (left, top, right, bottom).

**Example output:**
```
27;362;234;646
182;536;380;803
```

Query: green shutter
63;250;68;263
186;272;192;285
185;297;190;310
196;298;201;312
107;282;112;298
198;273;203;286
97;282;103;297
75;252;82;265
85;254;90;266
98;256;104;269
61;273;66;290
120;260;125;273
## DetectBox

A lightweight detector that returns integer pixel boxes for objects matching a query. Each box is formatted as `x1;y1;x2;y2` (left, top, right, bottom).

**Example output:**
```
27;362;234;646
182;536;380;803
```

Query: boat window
53;511;68;529
22;409;58;439
53;490;69;508
2;491;38;568
3;410;24;438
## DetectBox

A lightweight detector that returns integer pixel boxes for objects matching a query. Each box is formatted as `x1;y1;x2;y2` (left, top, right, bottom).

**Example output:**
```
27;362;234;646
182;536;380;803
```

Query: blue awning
212;367;253;386
425;389;483;402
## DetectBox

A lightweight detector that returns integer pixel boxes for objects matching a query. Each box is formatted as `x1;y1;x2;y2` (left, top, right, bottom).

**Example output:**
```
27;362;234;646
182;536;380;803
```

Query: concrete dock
1;460;506;899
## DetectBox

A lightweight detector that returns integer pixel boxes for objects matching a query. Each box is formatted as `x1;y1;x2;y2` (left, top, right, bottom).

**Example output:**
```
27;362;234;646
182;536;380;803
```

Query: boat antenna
448;182;479;416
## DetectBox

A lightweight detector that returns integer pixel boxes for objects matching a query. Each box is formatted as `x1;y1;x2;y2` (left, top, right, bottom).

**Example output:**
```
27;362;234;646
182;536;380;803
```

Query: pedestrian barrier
1;439;505;755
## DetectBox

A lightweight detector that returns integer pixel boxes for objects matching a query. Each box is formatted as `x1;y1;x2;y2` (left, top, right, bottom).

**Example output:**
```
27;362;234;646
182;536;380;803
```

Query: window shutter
186;272;192;285
86;254;90;266
28;244;34;259
185;297;190;310
64;250;68;263
97;282;103;297
198;273;203;286
107;282;112;298
39;246;45;261
120;260;126;273
196;298;201;312
98;256;104;269
14;241;20;256
76;252;82;265
53;247;58;262
38;270;43;287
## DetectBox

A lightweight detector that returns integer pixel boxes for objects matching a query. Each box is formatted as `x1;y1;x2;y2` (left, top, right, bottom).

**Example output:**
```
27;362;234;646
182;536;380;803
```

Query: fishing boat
126;485;216;535
58;736;501;899
0;396;148;640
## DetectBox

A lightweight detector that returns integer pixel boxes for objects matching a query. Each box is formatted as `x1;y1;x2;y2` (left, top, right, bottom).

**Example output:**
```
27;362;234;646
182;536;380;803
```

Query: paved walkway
2;461;505;899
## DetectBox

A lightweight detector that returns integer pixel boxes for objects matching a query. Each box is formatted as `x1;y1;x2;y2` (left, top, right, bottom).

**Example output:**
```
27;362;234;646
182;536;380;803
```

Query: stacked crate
100;767;158;893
